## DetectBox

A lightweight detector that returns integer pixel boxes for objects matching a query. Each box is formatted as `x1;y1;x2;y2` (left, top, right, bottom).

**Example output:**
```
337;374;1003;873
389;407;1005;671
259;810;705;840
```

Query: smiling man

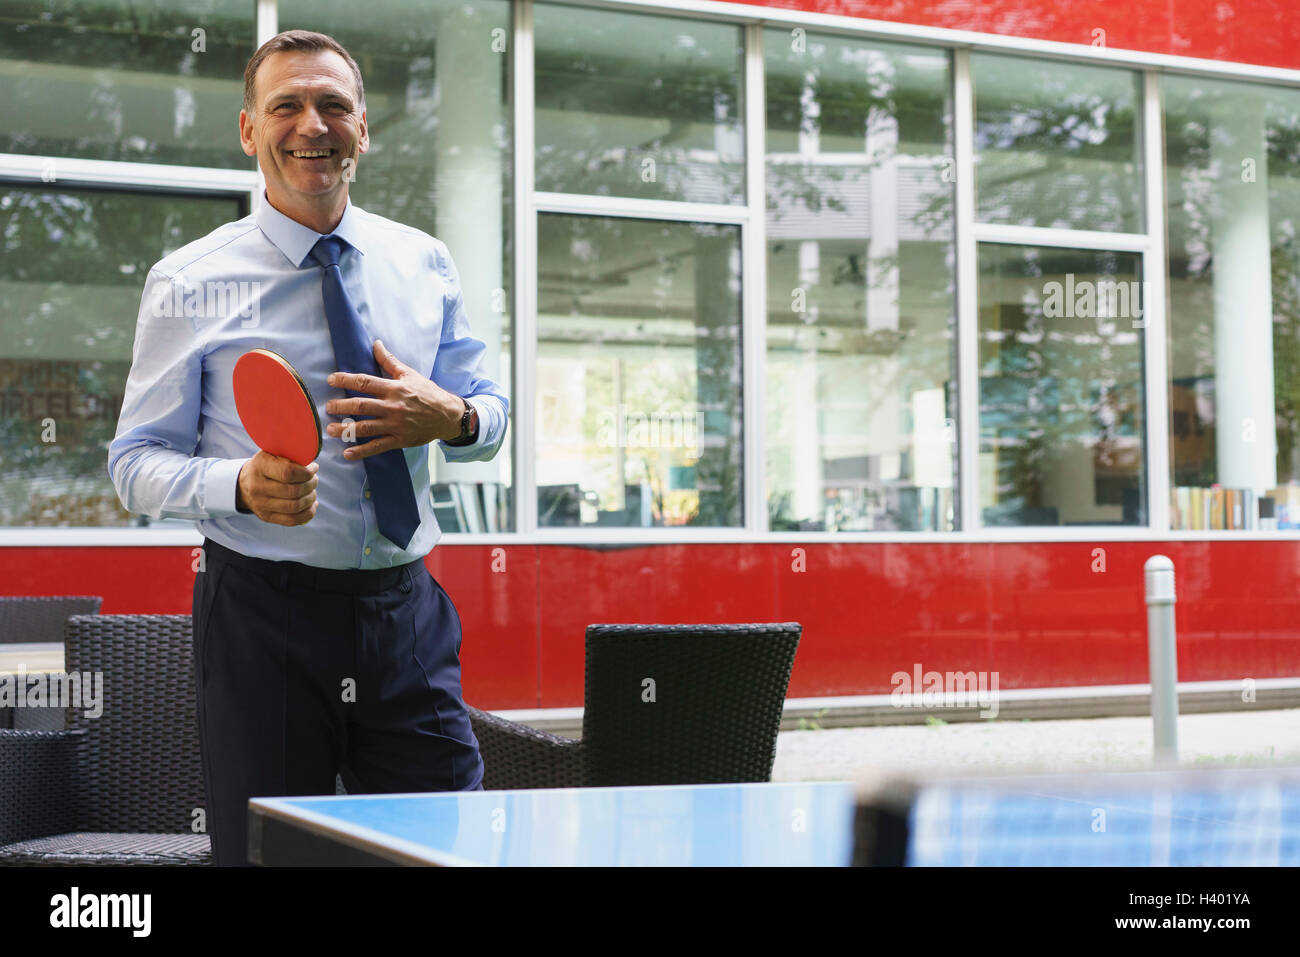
107;30;509;866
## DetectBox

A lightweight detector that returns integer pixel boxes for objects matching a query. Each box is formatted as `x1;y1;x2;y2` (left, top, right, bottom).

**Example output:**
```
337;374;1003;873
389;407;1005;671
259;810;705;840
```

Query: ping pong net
852;765;1300;866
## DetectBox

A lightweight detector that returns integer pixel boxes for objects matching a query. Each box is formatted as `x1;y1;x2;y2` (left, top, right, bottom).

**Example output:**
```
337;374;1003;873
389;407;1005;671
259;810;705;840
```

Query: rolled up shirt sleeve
107;268;249;520
430;242;510;464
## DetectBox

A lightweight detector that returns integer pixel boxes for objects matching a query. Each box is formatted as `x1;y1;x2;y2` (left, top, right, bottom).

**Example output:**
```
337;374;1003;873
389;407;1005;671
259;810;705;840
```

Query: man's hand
236;451;319;526
324;339;464;460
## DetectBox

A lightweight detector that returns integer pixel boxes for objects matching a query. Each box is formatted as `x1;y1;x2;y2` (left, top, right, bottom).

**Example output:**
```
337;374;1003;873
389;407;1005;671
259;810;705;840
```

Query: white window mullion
742;22;766;535
514;0;539;535
532;191;747;224
952;49;980;533
0;153;258;194
1142;69;1172;532
973;222;1150;253
256;0;277;45
253;0;277;211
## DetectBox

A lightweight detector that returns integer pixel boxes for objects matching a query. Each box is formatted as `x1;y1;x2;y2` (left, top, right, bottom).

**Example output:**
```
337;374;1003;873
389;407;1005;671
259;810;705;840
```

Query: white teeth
292;149;332;158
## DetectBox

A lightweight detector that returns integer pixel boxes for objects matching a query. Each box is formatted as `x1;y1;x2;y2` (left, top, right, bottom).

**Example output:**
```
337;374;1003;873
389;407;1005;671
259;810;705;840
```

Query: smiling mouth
289;148;335;159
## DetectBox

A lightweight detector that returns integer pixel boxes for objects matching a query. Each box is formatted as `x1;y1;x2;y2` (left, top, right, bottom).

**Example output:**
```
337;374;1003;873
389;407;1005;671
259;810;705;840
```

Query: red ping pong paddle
233;348;322;467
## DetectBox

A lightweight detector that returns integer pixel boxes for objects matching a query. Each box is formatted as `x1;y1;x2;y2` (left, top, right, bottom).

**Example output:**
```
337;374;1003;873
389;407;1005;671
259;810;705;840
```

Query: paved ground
770;707;1300;782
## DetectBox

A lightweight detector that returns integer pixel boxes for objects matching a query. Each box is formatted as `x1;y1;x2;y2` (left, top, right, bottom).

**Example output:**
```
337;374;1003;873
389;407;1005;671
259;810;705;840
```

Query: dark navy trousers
192;538;483;866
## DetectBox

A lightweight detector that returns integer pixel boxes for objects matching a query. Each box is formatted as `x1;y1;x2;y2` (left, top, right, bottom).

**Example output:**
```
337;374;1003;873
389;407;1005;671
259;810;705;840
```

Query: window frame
0;153;259;546
954;51;1167;534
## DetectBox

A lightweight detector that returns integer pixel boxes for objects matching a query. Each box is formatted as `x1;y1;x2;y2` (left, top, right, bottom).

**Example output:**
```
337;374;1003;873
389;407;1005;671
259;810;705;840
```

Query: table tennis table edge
247;781;859;866
248;797;484;867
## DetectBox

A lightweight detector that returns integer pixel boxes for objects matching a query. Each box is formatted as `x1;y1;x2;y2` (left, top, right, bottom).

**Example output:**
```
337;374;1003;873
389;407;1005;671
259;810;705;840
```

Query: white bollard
1144;555;1179;767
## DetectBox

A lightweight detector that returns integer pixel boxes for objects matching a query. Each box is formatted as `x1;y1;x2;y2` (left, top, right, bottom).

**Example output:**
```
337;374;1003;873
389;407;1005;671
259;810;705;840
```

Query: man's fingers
249;450;317;480
261;474;318;498
328;417;395;440
373;339;411;375
251;475;317;502
328;371;388;394
326;396;390;418
249;453;318;494
260;489;317;514
253;501;315;525
237;454;318;526
260;453;317;482
343;435;401;460
264;505;316;527
242;452;318;524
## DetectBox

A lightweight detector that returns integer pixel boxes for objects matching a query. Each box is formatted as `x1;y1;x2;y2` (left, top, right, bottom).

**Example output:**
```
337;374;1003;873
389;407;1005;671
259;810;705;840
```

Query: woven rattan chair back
63;615;205;833
580;622;801;787
0;596;101;644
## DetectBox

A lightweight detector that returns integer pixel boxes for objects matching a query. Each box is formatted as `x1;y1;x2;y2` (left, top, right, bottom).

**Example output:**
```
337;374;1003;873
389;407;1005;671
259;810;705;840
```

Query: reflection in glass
1164;76;1300;529
282;0;515;531
765;31;956;531
0;0;255;168
0;186;242;526
534;3;745;205
978;245;1145;527
973;54;1143;234
536;215;743;528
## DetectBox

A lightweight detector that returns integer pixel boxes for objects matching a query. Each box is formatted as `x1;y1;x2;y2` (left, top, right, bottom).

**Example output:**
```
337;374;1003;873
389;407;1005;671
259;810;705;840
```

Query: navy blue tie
309;235;420;549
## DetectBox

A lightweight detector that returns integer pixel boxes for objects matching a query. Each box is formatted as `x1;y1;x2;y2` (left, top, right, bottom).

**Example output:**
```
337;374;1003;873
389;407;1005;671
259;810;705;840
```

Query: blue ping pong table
248;781;858;866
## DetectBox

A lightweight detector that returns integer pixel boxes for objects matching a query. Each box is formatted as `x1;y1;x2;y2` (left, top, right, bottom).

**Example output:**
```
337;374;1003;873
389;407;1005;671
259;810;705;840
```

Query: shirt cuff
206;457;250;517
440;395;485;451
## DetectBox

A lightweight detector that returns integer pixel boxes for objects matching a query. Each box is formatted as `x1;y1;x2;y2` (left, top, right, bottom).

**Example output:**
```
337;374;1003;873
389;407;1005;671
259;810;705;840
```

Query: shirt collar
254;191;367;267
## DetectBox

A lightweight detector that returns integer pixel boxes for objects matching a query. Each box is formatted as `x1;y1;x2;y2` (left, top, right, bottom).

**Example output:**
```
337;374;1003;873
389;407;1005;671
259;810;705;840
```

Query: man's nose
296;105;329;137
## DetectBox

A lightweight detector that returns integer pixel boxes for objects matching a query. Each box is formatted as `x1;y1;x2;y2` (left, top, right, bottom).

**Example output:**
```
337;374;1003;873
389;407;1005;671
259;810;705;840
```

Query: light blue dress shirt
108;193;509;569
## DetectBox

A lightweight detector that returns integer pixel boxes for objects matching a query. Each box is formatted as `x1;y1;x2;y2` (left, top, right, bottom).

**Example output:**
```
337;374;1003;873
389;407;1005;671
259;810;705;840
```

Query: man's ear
238;110;257;157
357;109;370;155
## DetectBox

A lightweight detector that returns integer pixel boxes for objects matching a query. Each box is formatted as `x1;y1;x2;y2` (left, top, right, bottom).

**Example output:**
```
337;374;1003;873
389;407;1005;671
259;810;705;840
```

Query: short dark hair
243;30;365;114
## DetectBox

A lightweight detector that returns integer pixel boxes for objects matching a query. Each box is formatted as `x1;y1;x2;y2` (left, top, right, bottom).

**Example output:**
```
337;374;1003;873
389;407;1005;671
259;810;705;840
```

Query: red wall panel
534;541;1300;705
4;540;1298;709
736;0;1300;71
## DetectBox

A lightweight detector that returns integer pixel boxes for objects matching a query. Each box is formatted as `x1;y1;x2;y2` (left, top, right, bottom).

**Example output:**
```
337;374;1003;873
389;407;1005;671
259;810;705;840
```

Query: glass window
0;0;255;169
1164;76;1300;530
764;30;956;531
0;185;244;526
973;54;1143;234
977;244;1145;527
536;214;743;528
281;0;514;532
534;3;745;205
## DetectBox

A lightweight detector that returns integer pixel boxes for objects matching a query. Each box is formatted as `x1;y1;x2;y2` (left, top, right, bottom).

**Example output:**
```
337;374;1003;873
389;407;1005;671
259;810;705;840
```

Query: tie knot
308;235;347;269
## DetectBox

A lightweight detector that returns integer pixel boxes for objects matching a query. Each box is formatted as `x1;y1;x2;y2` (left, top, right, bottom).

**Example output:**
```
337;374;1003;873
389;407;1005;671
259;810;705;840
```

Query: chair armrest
0;729;85;846
468;707;584;790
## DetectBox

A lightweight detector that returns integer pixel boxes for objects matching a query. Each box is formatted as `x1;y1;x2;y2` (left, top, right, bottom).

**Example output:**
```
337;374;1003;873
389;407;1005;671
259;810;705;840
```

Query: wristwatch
448;397;478;445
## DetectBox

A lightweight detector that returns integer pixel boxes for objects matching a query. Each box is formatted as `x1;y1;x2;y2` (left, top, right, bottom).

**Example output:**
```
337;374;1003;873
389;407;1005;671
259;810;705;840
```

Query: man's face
239;49;368;208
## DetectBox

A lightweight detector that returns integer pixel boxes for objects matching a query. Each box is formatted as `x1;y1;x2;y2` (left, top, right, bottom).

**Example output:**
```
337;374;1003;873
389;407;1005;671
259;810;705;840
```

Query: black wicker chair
0;595;101;644
0;614;210;865
469;622;802;789
1;596;103;731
